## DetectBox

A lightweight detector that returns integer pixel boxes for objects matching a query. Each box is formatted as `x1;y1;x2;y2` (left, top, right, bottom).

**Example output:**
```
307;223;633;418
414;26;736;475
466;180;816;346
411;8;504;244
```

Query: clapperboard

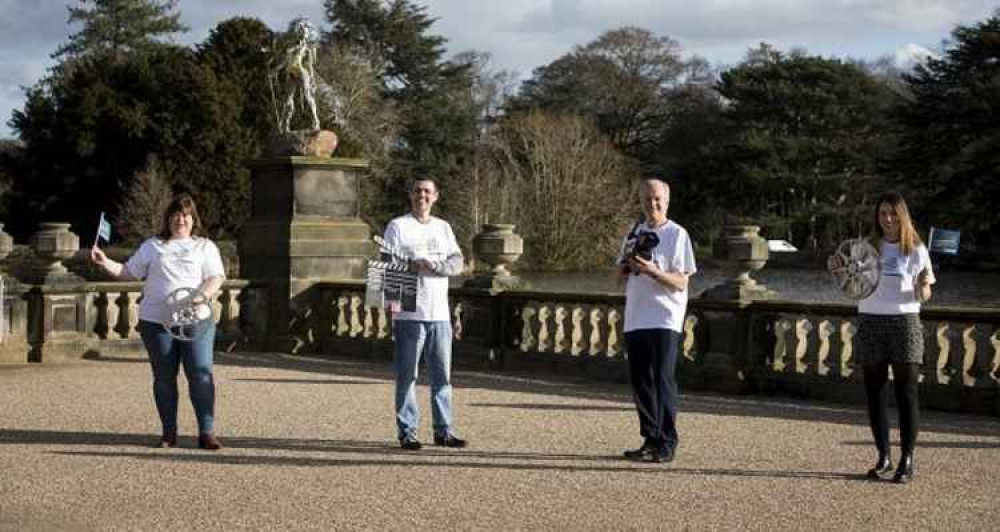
365;236;419;312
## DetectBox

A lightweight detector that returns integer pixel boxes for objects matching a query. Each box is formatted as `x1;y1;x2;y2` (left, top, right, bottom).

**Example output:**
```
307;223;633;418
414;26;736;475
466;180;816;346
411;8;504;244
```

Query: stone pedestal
240;156;374;352
463;224;527;291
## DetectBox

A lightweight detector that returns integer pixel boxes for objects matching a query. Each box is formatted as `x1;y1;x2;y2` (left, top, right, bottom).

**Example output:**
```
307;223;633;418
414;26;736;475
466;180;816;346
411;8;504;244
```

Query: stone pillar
696;224;774;394
463;223;526;291
28;223;82;285
239;156;374;352
0;224;30;363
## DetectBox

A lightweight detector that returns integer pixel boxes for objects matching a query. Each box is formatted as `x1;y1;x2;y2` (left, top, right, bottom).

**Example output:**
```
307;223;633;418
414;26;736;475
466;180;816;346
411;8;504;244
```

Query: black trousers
863;362;920;458
625;328;681;448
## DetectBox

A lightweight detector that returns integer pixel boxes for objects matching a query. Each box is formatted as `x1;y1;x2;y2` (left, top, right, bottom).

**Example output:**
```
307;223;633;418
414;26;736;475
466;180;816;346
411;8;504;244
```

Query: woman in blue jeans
91;194;226;450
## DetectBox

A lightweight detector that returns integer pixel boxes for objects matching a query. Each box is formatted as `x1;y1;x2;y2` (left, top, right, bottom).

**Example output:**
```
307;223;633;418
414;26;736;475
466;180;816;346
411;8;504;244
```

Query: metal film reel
161;287;214;342
829;238;881;300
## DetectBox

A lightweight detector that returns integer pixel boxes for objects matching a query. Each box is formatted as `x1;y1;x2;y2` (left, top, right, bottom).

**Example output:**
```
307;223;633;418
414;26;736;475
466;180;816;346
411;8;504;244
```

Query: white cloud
895;42;938;68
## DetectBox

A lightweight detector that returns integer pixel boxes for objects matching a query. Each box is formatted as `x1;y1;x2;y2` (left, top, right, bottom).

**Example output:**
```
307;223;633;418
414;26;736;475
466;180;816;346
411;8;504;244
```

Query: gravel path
2;352;998;531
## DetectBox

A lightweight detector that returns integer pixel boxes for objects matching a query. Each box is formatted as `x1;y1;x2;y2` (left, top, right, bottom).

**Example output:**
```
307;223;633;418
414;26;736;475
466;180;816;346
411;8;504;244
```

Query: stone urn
702;224;774;300
465;223;526;290
28;222;81;284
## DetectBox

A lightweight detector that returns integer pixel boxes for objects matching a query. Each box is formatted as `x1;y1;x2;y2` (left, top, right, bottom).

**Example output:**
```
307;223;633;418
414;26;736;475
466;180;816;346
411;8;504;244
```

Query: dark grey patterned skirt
854;314;924;365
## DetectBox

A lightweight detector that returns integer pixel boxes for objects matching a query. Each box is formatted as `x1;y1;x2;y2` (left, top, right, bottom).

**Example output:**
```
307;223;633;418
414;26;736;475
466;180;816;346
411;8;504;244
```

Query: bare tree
118;155;172;244
479;111;636;270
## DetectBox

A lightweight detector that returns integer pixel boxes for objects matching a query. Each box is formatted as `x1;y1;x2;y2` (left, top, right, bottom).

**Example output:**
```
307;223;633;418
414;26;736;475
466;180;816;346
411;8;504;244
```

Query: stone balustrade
311;280;1000;416
0;279;266;363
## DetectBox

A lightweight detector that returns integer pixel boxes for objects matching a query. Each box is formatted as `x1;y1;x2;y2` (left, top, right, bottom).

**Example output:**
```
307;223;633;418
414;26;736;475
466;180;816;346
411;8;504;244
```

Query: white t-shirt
125;237;226;324
383;214;462;322
858;241;935;315
617;220;697;333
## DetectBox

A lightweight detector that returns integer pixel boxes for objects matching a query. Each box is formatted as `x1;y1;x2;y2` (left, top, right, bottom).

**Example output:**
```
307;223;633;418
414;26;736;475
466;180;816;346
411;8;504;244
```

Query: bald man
616;178;697;463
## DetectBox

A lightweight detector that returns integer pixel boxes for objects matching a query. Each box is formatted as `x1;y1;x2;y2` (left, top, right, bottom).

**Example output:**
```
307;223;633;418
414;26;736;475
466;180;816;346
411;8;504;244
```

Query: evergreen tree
705;46;900;250
324;0;476;225
895;11;1000;249
54;0;187;59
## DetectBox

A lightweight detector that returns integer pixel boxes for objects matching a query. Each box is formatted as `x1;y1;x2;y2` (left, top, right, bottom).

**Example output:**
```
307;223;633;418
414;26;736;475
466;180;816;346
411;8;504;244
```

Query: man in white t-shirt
616;179;697;463
384;178;466;450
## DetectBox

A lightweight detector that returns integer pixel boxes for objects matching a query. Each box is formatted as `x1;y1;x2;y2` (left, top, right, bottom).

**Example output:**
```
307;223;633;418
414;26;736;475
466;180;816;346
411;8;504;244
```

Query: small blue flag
928;226;960;255
96;212;112;245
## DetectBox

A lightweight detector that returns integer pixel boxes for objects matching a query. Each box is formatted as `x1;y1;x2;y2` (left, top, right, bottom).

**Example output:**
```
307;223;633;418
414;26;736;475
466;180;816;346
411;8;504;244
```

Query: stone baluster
376;307;389;339
518;304;537;352
942;322;965;387
349;295;363;338
607;308;622;358
990;328;1000;385
537;304;552;353
957;324;977;387
970;324;999;388
553;306;568;354
816;319;835;377
923;321;948;385
795;318;815;375
589;307;604;357
840;320;858;380
362;305;375;339
570;307;586;356
772;318;793;373
452;303;464;341
91;292;110;339
682;315;699;363
335;295;350;337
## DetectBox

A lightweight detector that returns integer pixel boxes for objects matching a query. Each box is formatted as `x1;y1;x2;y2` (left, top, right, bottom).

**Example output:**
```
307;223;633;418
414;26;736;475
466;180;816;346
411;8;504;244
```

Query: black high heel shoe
866;453;893;480
892;454;913;484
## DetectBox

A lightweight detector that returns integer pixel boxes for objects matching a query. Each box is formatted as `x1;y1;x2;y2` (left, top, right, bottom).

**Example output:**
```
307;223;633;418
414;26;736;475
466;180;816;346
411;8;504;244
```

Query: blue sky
0;0;996;138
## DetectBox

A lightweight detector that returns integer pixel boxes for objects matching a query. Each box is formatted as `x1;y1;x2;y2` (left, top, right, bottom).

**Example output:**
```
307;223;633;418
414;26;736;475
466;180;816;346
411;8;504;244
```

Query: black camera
622;230;660;274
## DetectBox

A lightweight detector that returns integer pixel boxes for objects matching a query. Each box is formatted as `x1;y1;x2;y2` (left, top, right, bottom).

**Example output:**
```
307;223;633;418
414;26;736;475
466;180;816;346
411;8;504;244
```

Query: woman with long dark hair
830;192;934;483
91;194;226;450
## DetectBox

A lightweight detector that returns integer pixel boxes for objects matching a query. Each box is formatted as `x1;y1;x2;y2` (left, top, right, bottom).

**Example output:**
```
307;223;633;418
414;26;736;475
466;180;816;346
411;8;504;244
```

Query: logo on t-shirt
882;256;904;277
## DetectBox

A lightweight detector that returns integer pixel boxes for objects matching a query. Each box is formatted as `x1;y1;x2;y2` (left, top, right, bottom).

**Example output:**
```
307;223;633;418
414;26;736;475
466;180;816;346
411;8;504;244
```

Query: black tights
863;362;920;459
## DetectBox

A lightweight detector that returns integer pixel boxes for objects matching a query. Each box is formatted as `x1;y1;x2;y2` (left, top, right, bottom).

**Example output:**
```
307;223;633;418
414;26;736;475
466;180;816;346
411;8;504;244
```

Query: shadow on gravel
840;439;1000;449
204;352;1000;437
50;449;866;481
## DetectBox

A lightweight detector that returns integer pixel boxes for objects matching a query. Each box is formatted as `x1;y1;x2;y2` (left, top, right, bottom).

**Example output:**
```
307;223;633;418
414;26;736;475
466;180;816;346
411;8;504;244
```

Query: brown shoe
198;433;222;450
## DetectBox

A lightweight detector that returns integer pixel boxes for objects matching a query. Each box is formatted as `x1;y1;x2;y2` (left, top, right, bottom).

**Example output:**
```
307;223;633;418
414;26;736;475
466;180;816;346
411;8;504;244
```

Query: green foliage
895;10;1000;248
54;0;187;59
510;27;704;166
325;0;477;227
704;46;901;250
197;17;275;148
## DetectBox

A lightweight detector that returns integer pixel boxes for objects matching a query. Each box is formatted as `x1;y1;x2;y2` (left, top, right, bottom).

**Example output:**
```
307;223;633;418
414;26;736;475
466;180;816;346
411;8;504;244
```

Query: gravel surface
2;353;999;531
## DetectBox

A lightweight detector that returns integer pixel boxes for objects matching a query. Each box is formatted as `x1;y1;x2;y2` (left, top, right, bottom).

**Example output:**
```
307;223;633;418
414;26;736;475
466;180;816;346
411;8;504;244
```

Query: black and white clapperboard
365;236;419;312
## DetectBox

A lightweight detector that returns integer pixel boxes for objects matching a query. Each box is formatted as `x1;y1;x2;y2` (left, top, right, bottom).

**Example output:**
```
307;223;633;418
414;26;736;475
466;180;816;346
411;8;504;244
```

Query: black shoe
892;455;914;484
866;453;893;480
653;445;675;464
433;434;468;448
623;441;658;461
399;436;422;451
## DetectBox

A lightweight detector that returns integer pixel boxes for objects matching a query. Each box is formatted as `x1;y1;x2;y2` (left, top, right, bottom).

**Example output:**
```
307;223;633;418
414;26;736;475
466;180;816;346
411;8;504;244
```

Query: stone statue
266;17;338;157
276;17;320;133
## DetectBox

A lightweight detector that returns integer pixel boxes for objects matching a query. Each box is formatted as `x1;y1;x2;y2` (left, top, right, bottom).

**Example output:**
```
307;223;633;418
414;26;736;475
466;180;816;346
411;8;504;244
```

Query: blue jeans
138;319;217;435
393;320;454;440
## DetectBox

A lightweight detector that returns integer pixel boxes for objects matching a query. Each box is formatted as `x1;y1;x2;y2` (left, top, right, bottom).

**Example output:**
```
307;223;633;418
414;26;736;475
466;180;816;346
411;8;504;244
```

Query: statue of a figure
276;18;320;132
